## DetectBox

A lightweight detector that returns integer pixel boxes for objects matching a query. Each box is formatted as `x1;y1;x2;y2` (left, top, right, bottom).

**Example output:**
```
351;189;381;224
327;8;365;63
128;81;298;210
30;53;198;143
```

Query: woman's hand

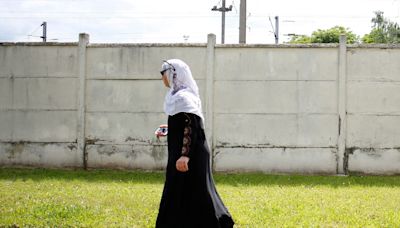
176;156;190;172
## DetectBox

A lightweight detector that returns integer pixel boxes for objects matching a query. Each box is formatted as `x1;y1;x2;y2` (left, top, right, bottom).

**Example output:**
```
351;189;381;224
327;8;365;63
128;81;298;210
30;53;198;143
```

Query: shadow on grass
214;172;400;188
0;168;165;184
1;168;400;187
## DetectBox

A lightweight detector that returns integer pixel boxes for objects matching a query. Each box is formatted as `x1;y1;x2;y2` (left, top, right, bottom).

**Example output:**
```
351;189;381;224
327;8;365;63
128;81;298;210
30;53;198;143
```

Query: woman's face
161;71;170;88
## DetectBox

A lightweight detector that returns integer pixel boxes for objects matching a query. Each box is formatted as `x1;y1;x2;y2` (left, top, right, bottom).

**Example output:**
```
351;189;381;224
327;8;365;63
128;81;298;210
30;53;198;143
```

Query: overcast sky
0;0;399;44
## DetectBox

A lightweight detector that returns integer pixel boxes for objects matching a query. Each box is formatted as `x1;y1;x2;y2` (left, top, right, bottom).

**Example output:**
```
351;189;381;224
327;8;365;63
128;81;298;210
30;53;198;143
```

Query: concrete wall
0;45;81;168
84;44;207;170
1;34;399;174
213;47;339;174
346;48;400;174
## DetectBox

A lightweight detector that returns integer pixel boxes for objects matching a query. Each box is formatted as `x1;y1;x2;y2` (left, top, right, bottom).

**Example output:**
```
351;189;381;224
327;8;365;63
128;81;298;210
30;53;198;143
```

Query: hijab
161;59;205;128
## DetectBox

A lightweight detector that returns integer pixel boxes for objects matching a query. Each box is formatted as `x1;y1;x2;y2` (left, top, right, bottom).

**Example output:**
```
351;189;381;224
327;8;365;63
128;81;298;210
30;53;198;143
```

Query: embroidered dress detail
181;115;192;156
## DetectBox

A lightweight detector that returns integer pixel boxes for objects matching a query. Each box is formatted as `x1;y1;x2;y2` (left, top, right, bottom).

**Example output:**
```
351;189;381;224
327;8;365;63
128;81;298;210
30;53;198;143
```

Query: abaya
156;59;234;228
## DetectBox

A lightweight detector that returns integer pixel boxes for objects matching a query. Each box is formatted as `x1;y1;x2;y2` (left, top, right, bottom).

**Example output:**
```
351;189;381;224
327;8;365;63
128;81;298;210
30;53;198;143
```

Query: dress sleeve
181;113;198;158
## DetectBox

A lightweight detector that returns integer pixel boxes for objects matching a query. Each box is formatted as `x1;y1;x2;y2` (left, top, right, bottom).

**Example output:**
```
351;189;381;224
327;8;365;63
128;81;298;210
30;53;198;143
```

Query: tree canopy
287;11;400;44
362;11;400;43
288;26;359;44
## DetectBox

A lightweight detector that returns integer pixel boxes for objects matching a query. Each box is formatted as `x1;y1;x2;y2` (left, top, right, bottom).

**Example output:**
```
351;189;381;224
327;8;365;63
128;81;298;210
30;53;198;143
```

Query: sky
0;0;399;44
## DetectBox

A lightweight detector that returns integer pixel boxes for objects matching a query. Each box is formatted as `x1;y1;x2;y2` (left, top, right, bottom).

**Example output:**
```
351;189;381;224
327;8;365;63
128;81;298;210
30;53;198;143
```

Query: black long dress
156;112;234;228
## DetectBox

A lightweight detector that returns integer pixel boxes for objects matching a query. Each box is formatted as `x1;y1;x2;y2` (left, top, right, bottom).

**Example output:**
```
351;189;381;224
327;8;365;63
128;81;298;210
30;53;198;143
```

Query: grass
1;168;400;227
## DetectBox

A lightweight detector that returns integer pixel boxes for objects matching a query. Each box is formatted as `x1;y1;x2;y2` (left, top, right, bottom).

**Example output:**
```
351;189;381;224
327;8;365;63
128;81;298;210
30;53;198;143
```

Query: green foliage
1;168;400;227
362;11;400;43
289;26;359;44
312;26;359;43
287;35;312;44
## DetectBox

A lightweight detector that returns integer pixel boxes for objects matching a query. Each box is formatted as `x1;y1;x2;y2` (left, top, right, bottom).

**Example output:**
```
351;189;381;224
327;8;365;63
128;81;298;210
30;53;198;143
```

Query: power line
27;23;42;36
0;9;397;18
0;15;223;19
1;8;399;20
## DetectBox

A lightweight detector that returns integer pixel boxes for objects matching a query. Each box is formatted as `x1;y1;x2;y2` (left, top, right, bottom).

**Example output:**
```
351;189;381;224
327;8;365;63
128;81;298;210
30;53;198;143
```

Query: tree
287;35;311;44
289;26;359;44
362;11;400;43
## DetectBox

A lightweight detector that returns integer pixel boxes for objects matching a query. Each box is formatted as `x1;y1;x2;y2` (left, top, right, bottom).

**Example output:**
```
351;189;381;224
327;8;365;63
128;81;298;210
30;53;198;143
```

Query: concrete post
206;34;216;168
239;0;246;44
77;33;89;169
337;34;347;174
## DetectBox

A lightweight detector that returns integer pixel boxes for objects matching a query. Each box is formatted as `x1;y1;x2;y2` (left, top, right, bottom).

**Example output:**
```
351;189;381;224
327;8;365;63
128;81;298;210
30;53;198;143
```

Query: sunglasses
160;69;169;76
160;60;176;76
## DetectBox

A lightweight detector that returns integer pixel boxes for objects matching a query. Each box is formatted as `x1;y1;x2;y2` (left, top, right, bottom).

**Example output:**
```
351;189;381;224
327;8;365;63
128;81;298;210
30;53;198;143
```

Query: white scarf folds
162;59;205;128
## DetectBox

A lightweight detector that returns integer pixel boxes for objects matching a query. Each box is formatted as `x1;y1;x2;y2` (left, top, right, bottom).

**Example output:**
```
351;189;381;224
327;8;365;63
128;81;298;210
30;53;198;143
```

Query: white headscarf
162;59;205;128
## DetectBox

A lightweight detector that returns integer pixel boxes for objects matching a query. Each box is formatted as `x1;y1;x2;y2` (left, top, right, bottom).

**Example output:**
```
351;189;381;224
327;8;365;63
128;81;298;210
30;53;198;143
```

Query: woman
156;59;234;228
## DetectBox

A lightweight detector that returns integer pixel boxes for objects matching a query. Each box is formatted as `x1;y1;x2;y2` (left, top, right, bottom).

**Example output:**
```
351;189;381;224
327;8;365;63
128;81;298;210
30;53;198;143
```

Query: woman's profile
156;59;234;228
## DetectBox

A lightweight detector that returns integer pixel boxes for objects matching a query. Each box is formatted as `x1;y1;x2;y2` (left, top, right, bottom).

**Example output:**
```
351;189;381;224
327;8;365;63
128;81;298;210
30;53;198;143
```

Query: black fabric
156;113;234;228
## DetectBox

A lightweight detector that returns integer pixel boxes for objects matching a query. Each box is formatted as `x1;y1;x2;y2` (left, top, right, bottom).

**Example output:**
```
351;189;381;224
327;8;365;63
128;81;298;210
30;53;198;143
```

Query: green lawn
1;168;400;227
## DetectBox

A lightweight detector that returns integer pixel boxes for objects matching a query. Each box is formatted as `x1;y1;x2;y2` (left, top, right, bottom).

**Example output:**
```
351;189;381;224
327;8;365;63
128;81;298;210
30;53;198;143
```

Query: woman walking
156;59;234;228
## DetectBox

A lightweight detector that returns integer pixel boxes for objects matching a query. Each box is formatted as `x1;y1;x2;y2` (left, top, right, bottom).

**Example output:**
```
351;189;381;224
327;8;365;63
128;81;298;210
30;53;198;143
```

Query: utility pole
274;16;279;44
239;0;246;43
41;21;47;42
269;16;279;44
211;0;232;44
